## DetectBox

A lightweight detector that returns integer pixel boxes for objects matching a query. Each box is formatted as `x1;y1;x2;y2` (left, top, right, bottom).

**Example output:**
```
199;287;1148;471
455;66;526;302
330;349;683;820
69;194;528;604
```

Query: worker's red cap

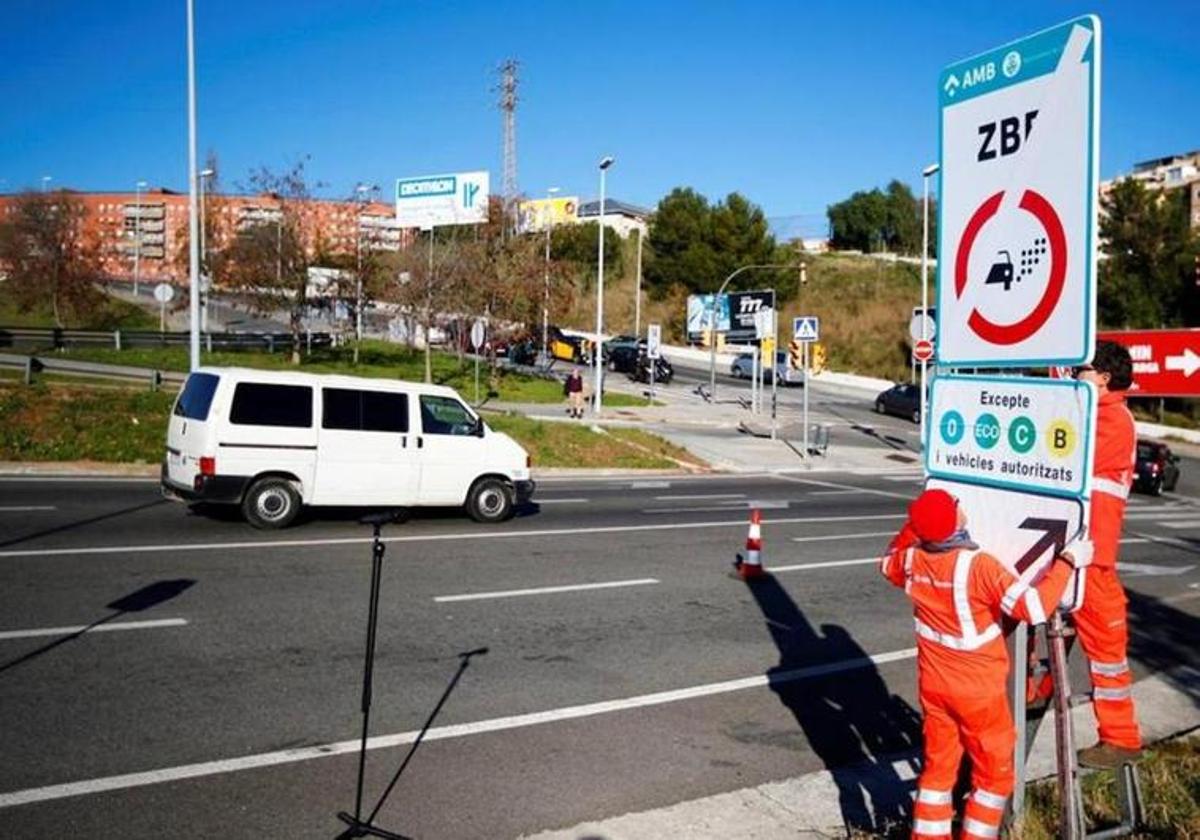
907;489;958;542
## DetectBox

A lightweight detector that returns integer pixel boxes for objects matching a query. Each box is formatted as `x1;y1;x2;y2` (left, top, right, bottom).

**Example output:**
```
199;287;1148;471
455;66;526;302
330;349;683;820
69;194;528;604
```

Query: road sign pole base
335;813;412;840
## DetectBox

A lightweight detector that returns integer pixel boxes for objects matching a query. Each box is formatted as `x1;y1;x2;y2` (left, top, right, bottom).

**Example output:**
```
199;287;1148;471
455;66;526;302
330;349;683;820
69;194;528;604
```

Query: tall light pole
353;183;372;363
185;0;201;372
133;179;147;297
542;186;559;366
634;225;644;338
592;156;614;415
198;169;214;333
920;162;939;448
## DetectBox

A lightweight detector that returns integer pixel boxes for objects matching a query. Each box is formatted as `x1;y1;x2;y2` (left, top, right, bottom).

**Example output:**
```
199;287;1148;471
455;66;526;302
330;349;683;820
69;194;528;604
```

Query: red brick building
0;188;401;284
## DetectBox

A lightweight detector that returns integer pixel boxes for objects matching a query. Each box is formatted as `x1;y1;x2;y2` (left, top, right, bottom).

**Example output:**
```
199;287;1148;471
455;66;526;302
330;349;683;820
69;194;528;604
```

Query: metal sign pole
802;341;809;456
1011;625;1029;816
770;325;779;441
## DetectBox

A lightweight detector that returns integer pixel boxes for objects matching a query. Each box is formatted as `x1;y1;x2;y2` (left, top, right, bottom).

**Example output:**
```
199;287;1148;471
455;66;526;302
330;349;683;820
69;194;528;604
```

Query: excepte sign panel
925;375;1095;499
936;16;1100;367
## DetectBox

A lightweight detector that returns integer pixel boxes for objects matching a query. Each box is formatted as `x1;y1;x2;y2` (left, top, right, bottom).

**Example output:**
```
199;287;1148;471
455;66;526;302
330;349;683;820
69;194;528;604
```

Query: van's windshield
174;372;220;420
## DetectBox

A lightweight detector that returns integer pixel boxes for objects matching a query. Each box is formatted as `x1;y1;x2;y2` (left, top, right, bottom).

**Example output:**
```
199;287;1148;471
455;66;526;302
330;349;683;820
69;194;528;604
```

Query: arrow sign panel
1098;329;1200;397
1015;517;1069;572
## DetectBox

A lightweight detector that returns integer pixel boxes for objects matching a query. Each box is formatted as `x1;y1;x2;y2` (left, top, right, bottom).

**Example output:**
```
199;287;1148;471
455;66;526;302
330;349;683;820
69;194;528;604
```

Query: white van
161;367;534;528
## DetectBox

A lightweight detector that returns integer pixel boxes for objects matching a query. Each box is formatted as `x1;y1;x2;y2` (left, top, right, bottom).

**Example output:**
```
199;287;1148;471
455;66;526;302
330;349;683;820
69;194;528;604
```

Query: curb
0;461;159;477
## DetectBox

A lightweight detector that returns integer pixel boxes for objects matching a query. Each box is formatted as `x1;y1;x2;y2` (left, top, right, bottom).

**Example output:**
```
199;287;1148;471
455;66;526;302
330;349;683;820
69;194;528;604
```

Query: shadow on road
1126;589;1200;709
745;573;920;834
0;579;194;675
0;498;168;549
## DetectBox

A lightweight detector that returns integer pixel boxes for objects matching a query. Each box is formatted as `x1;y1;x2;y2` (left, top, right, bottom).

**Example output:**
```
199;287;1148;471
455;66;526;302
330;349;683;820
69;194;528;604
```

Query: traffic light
789;339;803;370
811;343;827;375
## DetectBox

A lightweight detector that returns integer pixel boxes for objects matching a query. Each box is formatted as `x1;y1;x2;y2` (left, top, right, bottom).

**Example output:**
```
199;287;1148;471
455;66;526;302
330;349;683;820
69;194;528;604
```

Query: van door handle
401;436;407;448
417;436;424;449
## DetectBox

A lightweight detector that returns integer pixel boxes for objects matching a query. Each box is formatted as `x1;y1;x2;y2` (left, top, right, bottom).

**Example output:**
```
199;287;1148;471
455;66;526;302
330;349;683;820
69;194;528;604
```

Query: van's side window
323;388;408;433
419;395;476;436
229;383;313;428
174;372;220;420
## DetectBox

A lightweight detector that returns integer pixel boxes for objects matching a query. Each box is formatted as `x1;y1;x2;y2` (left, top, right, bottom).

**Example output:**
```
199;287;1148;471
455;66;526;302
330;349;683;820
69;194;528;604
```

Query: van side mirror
473;417;486;438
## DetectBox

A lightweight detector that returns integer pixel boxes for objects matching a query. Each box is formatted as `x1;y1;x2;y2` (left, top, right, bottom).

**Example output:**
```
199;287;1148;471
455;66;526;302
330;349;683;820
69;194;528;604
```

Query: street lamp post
706;264;792;400
634;226;644;338
542;186;560;366
353;183;372;363
134;179;147;297
185;0;201;372
593;156;614;415
920;162;939;448
199;169;214;333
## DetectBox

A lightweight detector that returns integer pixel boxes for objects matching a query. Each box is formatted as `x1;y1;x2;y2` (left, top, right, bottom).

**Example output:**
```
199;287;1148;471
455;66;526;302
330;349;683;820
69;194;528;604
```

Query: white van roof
193;366;464;400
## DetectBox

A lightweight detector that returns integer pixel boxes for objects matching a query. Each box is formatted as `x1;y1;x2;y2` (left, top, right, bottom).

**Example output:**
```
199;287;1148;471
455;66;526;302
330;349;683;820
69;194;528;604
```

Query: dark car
874;383;923;424
602;335;641;362
1134;439;1181;496
606;343;643;374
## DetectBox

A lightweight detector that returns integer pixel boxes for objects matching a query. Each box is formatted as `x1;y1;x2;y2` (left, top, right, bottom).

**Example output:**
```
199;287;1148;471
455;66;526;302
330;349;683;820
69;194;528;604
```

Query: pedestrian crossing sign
793;316;819;343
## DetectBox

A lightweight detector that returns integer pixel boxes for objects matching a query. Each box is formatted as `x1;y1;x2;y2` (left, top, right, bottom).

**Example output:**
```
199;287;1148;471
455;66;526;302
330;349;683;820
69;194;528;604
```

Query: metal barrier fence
0;326;333;353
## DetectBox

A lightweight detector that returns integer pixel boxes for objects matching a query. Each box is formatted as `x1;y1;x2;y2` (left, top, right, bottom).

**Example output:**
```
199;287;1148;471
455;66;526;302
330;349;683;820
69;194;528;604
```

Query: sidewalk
523;667;1200;839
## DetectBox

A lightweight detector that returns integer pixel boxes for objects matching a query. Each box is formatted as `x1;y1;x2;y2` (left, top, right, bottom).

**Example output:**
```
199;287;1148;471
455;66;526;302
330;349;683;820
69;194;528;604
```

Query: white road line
629;480;671;489
1124;509;1200;520
806;490;861;496
0;506;56;512
0;618;187;641
0;476;157;483
0;646;917;809
645;501;790;514
0;513;908;560
536;498;589;505
791;531;895;543
772;557;877;573
882;475;923;482
771;474;914;501
1159;521;1200;530
653;493;745;501
434;578;658;603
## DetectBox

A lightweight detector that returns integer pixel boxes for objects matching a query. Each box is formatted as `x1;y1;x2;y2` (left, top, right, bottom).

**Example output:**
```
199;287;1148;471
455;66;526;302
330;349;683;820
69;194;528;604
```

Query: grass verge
0;293;157;330
49;341;651;407
0;381;691;469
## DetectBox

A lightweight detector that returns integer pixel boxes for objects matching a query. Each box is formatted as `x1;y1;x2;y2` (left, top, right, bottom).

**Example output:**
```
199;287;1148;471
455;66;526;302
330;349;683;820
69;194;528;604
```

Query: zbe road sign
937;16;1100;367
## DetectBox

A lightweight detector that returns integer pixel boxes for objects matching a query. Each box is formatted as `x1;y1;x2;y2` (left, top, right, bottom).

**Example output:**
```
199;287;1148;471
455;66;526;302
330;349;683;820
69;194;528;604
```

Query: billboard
517;196;579;233
395;170;489;228
686;290;776;343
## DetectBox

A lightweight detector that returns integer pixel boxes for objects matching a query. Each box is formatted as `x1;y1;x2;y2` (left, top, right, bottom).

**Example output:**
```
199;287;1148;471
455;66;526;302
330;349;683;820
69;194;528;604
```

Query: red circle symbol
913;339;934;362
953;189;1067;345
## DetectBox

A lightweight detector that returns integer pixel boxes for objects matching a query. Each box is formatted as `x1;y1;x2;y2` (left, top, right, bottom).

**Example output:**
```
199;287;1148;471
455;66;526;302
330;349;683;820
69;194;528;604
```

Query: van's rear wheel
242;477;300;529
467;478;514;523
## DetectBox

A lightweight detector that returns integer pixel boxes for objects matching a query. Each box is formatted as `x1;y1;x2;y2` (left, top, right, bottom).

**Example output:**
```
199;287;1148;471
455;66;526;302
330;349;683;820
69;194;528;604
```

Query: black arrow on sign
1015;517;1069;572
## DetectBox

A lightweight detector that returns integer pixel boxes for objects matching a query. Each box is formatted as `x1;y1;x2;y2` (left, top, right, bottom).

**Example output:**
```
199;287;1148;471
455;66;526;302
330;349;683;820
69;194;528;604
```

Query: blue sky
2;1;1197;236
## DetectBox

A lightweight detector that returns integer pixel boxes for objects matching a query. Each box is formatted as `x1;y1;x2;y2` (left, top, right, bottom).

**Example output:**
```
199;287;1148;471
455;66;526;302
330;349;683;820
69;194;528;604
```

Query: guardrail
0;326;333;353
0;352;186;390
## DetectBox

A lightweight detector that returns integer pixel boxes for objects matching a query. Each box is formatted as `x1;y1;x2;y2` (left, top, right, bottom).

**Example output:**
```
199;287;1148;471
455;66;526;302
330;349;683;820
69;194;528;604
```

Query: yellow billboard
517;196;579;233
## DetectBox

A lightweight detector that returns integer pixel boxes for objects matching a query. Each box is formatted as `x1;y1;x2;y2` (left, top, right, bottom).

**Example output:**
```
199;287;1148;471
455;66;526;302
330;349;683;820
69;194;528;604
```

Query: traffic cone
734;509;766;580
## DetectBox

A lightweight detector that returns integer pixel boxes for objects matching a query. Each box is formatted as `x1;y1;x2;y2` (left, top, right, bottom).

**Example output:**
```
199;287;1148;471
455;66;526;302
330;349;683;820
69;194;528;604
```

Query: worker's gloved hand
1060;537;1093;569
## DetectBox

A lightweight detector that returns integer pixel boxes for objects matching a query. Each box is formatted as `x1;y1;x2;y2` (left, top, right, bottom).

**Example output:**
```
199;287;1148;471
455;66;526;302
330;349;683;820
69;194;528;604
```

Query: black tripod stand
335;511;488;840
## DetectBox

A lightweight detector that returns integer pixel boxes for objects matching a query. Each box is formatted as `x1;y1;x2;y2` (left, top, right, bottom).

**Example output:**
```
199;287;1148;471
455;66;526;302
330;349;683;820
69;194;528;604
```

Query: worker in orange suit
1071;341;1143;768
880;488;1092;840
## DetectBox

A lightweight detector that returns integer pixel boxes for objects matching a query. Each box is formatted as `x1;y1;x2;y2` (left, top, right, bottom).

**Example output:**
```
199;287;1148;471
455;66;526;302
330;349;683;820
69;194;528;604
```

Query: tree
0;190;103;326
827;181;926;255
211;159;335;364
549;221;624;284
1098;178;1198;328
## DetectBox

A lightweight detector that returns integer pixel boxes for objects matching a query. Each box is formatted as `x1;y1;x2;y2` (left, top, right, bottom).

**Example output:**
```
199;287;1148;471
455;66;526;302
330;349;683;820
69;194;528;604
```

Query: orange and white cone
735;509;766;580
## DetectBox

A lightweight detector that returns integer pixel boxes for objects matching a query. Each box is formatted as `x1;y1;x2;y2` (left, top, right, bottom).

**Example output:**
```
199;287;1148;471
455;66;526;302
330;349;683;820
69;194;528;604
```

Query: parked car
606;343;644;374
547;326;590;364
1134;439;1181;496
730;351;804;386
161;367;534;528
874;383;923;423
602;334;641;362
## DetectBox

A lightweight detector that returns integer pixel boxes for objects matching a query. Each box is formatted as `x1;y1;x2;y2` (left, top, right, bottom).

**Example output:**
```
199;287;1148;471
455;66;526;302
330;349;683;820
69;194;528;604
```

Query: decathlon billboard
395;170;489;228
936;16;1100;367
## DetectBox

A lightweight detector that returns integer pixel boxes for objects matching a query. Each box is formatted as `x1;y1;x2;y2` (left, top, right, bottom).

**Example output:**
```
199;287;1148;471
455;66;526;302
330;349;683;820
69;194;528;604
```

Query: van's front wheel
467;478;514;523
242;477;301;529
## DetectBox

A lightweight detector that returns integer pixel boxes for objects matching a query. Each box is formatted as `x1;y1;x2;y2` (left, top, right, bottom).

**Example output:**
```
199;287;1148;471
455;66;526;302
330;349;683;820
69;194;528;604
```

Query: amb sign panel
925;375;1095;499
936;16;1100;367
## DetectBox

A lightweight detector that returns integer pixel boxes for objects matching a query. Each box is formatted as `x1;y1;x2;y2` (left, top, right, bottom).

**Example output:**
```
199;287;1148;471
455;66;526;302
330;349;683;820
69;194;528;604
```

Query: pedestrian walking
879;488;1092;840
1070;341;1143;768
563;368;585;419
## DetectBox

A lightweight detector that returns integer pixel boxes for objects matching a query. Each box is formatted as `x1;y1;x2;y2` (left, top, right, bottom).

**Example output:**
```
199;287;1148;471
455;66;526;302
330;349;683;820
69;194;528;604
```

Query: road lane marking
435;578;658;603
1125;510;1200;520
771;474;914;501
653;493;745;501
772;557;876;572
0;645;918;808
790;531;895;543
536;498;589;505
0;506;56;512
805;490;860;496
629;480;671;489
0;618;188;641
0;513;908;559
645;501;790;514
1158;521;1200;529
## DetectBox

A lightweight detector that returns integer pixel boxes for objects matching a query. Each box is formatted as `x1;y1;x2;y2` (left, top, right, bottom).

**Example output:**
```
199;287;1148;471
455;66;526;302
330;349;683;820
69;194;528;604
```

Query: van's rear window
230;383;313;428
173;373;220;420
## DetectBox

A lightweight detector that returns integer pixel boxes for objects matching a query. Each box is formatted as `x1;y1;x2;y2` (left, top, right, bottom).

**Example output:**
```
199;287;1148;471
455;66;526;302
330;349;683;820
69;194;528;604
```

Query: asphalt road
0;471;1197;839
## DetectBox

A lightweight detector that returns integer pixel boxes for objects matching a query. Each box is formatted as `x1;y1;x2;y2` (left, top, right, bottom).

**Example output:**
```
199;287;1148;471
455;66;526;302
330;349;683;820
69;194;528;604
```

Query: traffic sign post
154;283;175;332
647;323;662;401
936;16;1100;368
470;318;486;404
792;316;819;453
1098;329;1200;397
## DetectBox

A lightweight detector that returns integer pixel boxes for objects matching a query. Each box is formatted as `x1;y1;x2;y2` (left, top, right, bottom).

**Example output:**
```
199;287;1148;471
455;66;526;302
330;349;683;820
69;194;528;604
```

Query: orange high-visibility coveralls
881;537;1072;840
1078;389;1141;749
